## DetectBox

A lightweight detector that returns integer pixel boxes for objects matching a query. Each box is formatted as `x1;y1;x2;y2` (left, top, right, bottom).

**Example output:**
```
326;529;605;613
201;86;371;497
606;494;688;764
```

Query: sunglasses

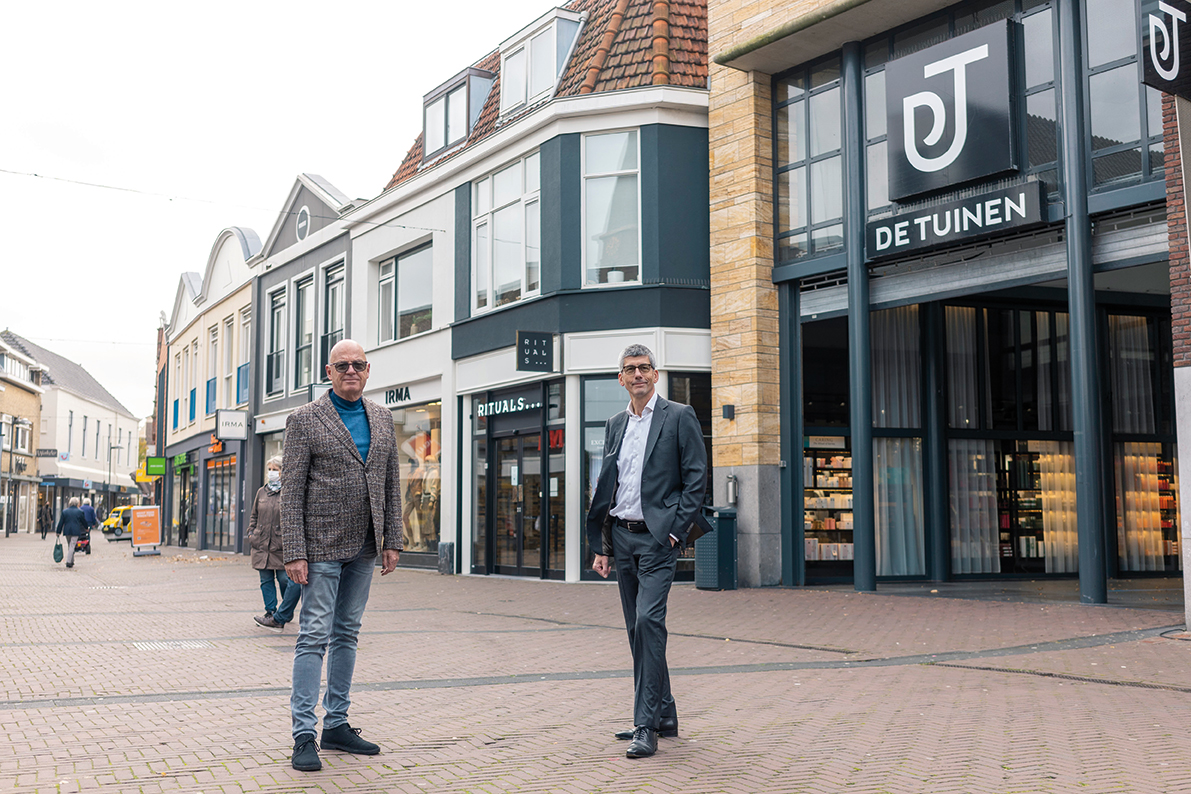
331;360;368;373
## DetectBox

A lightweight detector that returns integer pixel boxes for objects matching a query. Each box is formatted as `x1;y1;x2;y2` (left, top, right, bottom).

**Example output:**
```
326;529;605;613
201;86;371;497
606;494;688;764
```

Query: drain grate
132;640;215;651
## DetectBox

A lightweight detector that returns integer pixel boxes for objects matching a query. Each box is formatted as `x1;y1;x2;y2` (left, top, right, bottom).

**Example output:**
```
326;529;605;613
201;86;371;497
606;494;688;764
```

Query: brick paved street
2;532;1190;793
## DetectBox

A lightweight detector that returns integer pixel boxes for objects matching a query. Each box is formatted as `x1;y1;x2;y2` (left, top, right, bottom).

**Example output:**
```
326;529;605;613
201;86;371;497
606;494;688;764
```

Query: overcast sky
0;0;556;420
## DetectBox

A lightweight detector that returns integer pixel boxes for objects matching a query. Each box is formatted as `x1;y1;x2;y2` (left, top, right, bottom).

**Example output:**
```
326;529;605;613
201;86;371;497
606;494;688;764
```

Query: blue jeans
291;548;376;739
258;569;300;624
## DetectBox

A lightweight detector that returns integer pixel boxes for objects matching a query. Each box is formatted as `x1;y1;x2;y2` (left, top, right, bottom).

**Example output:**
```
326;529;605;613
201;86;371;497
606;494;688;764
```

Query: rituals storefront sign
1143;0;1191;99
866;182;1045;261
886;20;1018;200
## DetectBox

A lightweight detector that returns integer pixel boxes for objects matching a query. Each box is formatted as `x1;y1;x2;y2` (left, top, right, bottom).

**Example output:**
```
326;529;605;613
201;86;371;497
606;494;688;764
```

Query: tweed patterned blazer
280;392;403;563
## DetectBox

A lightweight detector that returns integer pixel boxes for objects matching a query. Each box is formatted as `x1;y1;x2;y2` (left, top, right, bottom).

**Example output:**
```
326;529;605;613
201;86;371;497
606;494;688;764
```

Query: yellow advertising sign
131;506;161;547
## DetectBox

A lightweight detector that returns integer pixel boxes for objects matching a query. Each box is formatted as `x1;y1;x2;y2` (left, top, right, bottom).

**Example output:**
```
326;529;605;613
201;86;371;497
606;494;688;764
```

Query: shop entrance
493;434;542;577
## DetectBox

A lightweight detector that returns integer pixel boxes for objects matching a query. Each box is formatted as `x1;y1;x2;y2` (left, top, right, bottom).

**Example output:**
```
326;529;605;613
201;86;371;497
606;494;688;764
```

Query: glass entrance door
494;434;542;576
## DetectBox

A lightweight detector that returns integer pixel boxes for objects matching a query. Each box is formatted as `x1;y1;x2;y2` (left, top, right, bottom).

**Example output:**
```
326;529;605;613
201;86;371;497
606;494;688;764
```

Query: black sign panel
1142;0;1191;99
866;181;1046;261
886;20;1018;201
516;331;554;372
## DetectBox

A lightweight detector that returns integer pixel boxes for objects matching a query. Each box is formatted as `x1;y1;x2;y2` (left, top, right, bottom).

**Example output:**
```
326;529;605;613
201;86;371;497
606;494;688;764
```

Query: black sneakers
291;733;321;771
321;723;380;755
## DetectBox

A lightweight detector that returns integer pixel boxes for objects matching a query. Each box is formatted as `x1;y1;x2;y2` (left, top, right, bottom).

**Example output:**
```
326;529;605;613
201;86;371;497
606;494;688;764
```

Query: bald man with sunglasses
281;339;403;771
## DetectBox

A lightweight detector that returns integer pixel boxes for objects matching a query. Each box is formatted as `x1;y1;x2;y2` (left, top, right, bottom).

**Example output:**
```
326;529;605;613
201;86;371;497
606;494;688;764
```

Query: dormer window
423;69;495;162
499;9;584;116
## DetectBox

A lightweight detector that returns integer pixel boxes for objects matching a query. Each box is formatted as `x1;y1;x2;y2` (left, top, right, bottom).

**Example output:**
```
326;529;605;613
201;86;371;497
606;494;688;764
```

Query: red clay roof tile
383;0;706;192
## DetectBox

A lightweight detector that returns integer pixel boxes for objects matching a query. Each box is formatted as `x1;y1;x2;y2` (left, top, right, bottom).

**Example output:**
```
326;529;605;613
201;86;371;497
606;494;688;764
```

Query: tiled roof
384;0;707;191
0;331;136;418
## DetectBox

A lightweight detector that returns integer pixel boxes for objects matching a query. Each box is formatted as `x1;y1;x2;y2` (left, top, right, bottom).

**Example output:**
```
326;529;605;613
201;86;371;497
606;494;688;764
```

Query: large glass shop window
392;403;442;553
945;306;1078;574
1108;314;1180;573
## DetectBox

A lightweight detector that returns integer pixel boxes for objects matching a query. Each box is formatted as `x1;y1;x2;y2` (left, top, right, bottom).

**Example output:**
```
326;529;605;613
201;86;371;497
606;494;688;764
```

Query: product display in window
393;403;442;553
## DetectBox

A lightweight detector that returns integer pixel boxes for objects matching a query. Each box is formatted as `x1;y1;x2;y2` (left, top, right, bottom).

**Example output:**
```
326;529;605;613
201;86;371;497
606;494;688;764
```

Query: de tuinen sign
864;19;1046;259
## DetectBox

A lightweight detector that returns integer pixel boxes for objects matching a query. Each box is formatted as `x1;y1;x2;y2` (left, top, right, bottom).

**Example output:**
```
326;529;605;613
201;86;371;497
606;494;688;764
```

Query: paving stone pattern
1;534;1189;793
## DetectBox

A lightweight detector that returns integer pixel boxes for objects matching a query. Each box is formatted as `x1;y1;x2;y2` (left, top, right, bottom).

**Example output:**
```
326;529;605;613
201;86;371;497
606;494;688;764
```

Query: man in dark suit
281;339;403;772
587;343;710;758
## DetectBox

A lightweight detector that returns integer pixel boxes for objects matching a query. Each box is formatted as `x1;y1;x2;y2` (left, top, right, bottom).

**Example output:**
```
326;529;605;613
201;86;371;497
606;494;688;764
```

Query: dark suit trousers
612;523;679;729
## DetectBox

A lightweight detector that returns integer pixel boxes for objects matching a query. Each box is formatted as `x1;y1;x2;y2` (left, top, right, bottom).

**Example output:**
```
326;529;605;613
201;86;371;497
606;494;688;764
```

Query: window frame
472;152;542;312
379;243;435;343
320;264;346;380
294;276;315;390
500;23;558;115
581;129;643;288
206;326;218;416
265;288;287;399
424;83;470;160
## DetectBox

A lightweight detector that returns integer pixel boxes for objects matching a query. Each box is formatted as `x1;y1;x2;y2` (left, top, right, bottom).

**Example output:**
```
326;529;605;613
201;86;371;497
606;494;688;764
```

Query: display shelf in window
996;445;1046;573
803;445;854;568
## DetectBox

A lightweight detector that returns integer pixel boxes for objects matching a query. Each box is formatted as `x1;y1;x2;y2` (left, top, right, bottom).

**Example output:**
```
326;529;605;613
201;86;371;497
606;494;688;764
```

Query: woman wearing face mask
249;456;300;630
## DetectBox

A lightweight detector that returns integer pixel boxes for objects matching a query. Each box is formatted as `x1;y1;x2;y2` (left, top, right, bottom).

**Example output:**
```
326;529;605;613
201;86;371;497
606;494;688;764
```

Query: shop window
776;58;842;263
473;154;541;310
472;436;488;572
668;372;713;501
393;402;442;554
584;131;640;286
379;244;434;343
1115;442;1181;573
582;377;624;518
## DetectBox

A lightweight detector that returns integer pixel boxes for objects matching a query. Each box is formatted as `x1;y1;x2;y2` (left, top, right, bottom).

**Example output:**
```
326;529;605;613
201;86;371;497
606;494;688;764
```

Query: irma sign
885;20;1018;200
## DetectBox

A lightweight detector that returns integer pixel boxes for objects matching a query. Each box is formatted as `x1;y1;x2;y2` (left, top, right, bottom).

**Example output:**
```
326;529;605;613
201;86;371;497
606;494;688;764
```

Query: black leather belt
615;518;649;533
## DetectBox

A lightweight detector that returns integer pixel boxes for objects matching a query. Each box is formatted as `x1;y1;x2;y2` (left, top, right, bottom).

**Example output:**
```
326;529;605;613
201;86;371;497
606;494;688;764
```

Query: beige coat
248;486;284;570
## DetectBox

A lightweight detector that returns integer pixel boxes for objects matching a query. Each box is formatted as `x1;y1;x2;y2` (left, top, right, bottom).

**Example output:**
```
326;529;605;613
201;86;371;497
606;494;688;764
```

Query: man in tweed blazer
282;339;402;771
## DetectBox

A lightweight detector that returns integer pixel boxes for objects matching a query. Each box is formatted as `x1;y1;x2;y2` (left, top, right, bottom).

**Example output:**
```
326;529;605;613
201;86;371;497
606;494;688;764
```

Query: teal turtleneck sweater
330;391;370;463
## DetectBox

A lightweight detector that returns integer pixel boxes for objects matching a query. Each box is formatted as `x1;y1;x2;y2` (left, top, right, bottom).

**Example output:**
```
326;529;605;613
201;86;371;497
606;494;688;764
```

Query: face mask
267;470;281;484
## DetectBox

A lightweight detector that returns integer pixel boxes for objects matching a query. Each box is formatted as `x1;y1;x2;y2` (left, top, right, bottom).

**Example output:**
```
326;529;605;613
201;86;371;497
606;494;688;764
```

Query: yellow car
101;505;133;539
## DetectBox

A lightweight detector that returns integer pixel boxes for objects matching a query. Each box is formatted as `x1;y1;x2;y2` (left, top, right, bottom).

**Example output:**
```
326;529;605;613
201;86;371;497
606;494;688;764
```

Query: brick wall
1168;93;1191;367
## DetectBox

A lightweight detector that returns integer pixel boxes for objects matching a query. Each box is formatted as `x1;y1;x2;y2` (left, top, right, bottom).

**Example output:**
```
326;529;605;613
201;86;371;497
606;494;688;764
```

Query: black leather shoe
291;733;321;771
615;715;677;740
321;722;380;755
625;726;658;758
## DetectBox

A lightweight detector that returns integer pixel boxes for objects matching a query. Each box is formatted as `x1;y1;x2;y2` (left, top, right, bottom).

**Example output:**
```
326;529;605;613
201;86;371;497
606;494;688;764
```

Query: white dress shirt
610;391;658;522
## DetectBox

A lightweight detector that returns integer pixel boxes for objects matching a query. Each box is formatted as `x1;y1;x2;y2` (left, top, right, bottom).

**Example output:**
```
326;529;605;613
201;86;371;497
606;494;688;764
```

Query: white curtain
1036;440;1077;573
1109;315;1155;434
1116;442;1164;572
871;307;924;576
948;438;1000;573
875;438;925;576
945;307;979;429
872;306;920;428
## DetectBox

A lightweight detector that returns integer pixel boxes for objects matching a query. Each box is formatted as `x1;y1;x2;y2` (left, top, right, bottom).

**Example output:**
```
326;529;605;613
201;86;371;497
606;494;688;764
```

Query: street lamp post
5;417;33;537
106;443;124;519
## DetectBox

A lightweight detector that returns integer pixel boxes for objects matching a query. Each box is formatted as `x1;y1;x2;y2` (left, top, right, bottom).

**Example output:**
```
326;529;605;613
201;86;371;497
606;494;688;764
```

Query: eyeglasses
622;364;654;375
331;360;368;373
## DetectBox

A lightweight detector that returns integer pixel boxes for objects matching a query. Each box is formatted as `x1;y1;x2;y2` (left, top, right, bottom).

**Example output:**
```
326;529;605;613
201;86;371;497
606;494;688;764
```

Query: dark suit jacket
586;395;711;555
281;392;403;563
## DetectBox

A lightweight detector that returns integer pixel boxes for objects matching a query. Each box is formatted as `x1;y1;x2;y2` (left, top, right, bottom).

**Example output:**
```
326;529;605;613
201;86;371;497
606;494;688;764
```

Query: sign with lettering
516;331;554;372
36;448;57;458
173;453;188;467
866;182;1045;261
474;392;544;418
145;457;166;476
1142;0;1191;99
886;20;1018;200
216;409;248;441
131;506;162;549
384;386;412;405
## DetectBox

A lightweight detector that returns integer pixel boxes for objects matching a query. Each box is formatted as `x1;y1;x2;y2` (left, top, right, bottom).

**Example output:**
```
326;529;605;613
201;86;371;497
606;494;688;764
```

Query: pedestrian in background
56;497;88;568
80;497;98;539
250;456;299;631
39;503;52;540
282;339;403;772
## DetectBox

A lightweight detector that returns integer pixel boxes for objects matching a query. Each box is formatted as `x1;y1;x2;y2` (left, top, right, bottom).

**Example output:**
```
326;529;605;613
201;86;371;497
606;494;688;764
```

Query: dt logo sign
885;20;1018;201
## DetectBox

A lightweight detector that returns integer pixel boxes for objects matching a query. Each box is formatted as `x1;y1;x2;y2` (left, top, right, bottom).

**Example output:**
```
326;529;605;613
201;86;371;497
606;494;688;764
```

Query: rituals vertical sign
516;332;554;372
1142;0;1191;99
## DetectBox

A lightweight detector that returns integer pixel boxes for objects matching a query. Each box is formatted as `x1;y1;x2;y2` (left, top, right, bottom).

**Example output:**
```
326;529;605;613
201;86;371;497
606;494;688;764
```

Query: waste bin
694;506;737;590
